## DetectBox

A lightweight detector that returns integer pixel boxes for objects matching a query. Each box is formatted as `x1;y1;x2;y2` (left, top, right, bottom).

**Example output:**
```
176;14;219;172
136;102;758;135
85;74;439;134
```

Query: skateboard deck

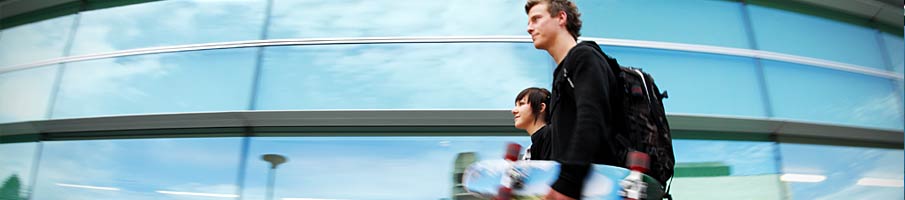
462;160;664;199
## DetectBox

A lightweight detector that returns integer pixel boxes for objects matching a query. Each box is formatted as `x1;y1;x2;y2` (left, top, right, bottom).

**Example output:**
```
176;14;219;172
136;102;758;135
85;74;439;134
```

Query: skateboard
461;143;664;200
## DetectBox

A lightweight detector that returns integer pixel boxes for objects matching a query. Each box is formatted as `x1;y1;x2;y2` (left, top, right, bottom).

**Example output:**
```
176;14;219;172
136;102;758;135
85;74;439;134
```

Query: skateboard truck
496;143;524;200
620;151;649;200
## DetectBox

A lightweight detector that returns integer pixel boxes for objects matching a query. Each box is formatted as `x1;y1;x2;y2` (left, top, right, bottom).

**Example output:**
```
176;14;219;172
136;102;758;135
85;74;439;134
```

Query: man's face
511;96;536;131
527;3;562;50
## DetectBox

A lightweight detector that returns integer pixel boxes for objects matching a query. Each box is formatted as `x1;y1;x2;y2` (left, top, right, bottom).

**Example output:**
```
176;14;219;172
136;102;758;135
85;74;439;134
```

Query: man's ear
540;103;547;114
557;11;568;26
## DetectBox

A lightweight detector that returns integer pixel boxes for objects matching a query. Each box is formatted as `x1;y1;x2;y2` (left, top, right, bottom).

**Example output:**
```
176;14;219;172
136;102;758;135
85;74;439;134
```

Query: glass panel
603;46;767;118
780;143;904;199
0;66;58;123
747;5;886;71
0;142;37;200
255;43;552;110
880;33;904;74
69;0;266;55
242;136;530;200
31;138;242;200
0;16;74;69
267;0;528;38
762;60;904;130
670;139;783;200
577;0;750;49
51;48;257;119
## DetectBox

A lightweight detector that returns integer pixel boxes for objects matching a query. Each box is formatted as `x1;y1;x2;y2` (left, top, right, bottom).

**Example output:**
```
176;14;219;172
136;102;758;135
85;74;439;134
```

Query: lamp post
261;154;287;200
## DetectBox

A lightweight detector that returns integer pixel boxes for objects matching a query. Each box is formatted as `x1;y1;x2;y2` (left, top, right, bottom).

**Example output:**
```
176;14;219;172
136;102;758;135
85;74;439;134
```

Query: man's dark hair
515;87;551;123
525;0;582;40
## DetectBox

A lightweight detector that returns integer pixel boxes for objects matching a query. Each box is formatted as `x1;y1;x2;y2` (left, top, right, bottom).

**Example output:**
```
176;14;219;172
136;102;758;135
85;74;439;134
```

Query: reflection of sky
762;60;904;130
673;139;778;176
268;0;528;38
242;137;531;200
0;16;74;68
576;0;750;49
0;142;37;192
50;48;257;119
880;33;904;74
255;43;552;110
0;66;57;123
31;138;243;200
780;143;904;199
747;5;887;71
68;0;265;55
602;46;766;118
1;137;900;199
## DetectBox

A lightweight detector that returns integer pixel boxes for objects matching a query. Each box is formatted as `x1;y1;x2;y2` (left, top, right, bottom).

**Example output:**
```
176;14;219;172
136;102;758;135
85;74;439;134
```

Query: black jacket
547;41;622;198
528;125;552;160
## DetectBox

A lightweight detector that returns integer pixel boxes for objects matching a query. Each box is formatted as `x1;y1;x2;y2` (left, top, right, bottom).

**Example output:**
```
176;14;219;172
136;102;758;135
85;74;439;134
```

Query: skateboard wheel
505;143;521;161
497;187;512;200
626;151;649;173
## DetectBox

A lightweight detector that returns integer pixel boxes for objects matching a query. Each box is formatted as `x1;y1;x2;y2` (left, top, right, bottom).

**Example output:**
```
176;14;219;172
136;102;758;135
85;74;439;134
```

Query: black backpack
562;50;676;185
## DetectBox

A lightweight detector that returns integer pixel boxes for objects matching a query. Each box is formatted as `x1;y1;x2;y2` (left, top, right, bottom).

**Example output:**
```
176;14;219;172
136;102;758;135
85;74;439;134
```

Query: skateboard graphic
461;144;664;200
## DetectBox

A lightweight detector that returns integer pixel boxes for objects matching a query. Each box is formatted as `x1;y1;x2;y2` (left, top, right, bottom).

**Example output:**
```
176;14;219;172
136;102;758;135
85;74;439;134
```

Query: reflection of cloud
32;139;241;200
157;183;237;199
62;55;170;97
0;16;73;68
271;0;526;38
783;144;904;199
69;0;263;55
848;93;903;129
241;137;530;200
0;143;38;188
673;140;777;176
812;184;904;200
0;67;56;122
267;43;548;109
51;55;172;118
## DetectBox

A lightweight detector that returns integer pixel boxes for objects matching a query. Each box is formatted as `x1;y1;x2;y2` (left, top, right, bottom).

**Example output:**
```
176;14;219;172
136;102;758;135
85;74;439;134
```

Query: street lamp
261;154;287;200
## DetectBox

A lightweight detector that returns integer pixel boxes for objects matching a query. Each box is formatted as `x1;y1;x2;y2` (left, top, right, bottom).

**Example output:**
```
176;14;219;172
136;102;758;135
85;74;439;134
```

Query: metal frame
1;36;901;80
1;110;901;148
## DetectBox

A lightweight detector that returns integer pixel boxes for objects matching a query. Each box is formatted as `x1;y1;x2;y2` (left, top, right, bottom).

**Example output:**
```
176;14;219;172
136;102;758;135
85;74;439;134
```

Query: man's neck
547;36;578;65
526;123;545;136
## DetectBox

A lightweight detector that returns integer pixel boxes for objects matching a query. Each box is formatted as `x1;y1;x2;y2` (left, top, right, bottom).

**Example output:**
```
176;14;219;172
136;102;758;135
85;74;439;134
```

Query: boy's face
526;3;562;50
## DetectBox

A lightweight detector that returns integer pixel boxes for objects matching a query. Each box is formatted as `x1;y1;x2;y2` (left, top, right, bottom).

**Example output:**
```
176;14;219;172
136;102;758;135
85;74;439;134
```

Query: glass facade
50;48;258;119
242;136;530;200
0;0;902;199
746;5;888;71
762;60;903;130
577;0;750;49
0;16;74;69
780;143;904;199
255;43;551;110
267;0;528;39
0;142;37;200
0;66;58;123
670;140;784;200
31;138;243;200
603;46;767;117
68;0;266;55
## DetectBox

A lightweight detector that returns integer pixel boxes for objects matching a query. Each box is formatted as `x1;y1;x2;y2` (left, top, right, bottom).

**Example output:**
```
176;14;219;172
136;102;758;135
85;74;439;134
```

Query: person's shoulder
571;44;597;53
568;45;604;60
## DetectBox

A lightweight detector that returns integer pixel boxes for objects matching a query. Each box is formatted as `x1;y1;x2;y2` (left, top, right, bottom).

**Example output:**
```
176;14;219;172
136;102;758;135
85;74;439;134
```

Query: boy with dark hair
525;0;623;199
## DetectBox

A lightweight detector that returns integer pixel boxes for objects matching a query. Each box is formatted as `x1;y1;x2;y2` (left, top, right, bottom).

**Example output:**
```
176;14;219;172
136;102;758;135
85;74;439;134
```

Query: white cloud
848;93;903;129
0;67;57;122
0;16;73;68
271;0;526;38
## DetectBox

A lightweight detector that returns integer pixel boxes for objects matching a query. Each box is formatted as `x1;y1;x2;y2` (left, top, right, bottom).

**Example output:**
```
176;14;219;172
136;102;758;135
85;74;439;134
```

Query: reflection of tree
0;175;24;200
